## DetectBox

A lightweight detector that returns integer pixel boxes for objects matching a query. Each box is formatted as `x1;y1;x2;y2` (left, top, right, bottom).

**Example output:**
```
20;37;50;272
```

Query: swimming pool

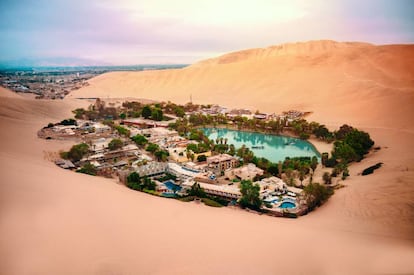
161;193;178;198
279;201;296;209
164;180;182;192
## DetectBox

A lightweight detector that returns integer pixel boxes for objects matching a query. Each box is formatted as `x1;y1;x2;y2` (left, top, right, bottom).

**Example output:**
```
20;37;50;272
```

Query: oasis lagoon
202;128;320;163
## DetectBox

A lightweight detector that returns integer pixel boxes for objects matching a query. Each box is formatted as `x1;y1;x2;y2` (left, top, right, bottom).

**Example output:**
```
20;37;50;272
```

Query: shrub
179;196;195;202
239;180;262;210
325;157;337;168
157;173;177;181
114;125;130;137
146;143;159;153
131;134;148;146
76;162;97;176
283;212;298;218
197;154;207;162
143;189;160;196
264;202;273;208
154;149;169;162
60;151;69;159
188;182;206;197
151;108;163;121
201;198;223;207
322;172;332;184
59;118;77;126
142;105;152;119
67;143;89;162
304;182;333;211
108;138;123;151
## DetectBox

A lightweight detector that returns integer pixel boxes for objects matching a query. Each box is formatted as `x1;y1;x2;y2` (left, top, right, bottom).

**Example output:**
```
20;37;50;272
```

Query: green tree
154;149;169;161
127;172;141;190
343;129;374;160
321;152;329;167
131;134;148;146
303;182;333;210
174;106;185;117
127;172;140;183
67;143;89;162
342;167;350;180
108;138;123;151
239;180;262;210
332;141;358;163
115;125;130;137
310;156;318;172
228;144;236;156
197;154;207;162
77;162;97;176
146;143;159;153
60;118;77;126
299;168;306;187
72;108;86;119
142;105;152;119
322;172;332;185
188;182;206;197
142;176;156;190
151;108;163;121
186;143;199;154
267;164;279;176
119;113;126;119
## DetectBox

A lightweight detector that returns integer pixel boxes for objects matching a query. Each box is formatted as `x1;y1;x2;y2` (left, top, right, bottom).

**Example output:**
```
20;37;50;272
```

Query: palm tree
299;169;305;188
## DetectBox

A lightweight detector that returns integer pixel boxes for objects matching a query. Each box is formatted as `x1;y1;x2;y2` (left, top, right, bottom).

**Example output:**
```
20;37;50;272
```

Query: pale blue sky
0;0;413;65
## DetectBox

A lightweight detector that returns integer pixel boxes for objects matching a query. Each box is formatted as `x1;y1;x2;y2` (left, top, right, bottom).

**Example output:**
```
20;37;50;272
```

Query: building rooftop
207;153;236;163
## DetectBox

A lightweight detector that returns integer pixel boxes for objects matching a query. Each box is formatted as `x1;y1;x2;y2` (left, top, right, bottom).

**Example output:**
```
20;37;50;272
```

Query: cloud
0;0;413;64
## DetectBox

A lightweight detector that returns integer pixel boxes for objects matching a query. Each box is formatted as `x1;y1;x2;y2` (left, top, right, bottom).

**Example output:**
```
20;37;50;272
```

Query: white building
182;179;241;200
226;163;264;181
167;162;201;180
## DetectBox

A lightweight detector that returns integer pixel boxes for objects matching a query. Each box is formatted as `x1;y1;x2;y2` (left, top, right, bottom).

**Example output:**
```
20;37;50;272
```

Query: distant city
0;65;188;100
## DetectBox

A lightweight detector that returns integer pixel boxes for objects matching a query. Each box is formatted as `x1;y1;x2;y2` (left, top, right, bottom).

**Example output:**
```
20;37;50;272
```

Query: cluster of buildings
0;69;107;99
46;112;304;214
38;121;112;140
186;104;305;122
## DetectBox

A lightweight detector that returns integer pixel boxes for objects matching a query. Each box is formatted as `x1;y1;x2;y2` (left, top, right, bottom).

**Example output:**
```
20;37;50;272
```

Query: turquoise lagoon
202;128;320;163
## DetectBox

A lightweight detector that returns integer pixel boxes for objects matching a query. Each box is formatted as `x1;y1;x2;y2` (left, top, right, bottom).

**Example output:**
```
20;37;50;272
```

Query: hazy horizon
1;0;413;66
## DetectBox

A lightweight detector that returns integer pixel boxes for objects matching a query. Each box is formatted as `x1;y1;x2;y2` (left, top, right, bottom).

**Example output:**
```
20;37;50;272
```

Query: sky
0;0;413;65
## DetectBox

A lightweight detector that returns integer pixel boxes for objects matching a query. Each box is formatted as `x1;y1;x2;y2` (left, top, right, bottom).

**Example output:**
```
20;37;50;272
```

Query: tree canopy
108;138;123;151
303;182;333;210
131;134;148;146
77;162;97;176
239;180;262;210
67;143;89;162
142;105;152;119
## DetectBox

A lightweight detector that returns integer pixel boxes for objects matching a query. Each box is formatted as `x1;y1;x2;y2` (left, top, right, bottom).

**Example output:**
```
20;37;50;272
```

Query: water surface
202;128;320;163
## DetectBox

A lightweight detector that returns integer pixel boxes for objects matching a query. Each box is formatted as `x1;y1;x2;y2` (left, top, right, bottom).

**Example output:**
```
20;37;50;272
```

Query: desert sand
2;40;414;274
68;40;414;131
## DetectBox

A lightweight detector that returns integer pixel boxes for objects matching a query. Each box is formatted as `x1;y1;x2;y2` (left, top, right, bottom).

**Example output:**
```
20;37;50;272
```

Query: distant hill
68;40;414;130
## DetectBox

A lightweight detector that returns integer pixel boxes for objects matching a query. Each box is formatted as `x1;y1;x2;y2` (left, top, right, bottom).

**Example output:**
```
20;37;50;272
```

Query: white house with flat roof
226;163;264;181
182;179;241;200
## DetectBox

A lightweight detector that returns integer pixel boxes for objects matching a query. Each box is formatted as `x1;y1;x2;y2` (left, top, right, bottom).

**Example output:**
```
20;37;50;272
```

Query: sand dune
2;40;414;274
69;40;414;130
